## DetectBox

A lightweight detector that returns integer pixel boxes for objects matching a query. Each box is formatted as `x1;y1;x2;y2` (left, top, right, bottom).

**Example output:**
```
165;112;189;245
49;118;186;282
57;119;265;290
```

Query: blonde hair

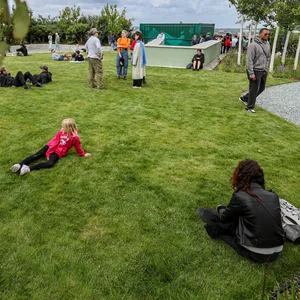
61;118;78;135
122;30;128;36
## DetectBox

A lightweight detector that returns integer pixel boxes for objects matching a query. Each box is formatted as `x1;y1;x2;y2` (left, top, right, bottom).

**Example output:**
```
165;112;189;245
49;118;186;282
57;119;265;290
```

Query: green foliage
272;0;300;30
217;52;300;79
65;23;89;44
98;4;134;41
0;53;299;299
216;51;246;73
0;0;30;64
229;0;275;22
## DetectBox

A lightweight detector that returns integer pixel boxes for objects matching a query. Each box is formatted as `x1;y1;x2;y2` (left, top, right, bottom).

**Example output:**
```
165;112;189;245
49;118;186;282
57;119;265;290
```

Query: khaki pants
88;58;103;88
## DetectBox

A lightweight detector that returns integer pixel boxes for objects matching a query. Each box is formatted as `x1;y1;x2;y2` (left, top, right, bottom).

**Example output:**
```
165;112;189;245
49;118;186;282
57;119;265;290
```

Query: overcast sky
15;0;240;28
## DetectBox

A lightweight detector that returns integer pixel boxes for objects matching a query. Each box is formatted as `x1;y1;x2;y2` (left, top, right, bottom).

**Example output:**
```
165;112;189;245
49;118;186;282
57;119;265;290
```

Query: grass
1;52;300;300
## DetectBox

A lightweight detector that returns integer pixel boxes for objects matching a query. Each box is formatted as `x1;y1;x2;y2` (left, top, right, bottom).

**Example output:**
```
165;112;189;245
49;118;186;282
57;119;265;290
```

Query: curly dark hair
230;159;265;191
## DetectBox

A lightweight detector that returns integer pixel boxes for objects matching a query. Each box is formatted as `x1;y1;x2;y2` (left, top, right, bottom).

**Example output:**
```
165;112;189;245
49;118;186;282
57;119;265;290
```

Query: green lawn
1;52;299;300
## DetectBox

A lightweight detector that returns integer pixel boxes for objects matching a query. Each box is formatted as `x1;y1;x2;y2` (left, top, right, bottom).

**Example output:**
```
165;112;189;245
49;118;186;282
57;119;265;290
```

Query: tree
0;0;30;65
57;6;82;40
272;0;300;65
98;4;134;41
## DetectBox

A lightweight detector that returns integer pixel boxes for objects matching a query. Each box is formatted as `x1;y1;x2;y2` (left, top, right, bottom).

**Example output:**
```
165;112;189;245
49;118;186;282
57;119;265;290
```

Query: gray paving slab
256;82;300;126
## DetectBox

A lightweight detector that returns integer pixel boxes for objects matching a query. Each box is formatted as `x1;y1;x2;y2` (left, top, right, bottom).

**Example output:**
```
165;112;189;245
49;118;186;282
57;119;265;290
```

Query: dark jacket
16;45;28;56
192;53;205;64
34;72;52;84
75;54;84;62
0;73;14;87
220;183;285;248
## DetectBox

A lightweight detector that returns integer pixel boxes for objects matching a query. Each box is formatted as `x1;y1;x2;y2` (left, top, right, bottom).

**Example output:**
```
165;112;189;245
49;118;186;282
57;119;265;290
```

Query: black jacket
16;45;28;56
192;53;205;64
220;183;285;248
34;72;52;84
0;73;14;87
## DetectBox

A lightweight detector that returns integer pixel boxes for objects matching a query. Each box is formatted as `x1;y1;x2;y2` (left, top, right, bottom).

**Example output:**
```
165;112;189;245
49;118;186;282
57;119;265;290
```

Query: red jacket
130;40;137;51
46;130;85;159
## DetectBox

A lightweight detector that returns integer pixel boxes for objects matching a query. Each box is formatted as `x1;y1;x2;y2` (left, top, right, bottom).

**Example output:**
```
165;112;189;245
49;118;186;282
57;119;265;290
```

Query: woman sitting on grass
217;159;285;263
11;118;91;176
199;159;285;263
192;49;205;70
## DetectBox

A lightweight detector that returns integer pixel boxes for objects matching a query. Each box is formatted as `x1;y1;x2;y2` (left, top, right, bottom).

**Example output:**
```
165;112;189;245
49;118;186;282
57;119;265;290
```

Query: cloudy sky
15;0;240;28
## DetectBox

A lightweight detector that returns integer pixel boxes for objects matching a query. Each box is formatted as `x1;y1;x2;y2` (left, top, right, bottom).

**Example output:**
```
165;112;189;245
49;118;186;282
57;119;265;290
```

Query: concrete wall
145;39;221;68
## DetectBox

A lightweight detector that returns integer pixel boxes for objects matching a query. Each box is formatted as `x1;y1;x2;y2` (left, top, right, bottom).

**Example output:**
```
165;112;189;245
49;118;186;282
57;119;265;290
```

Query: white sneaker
20;165;31;176
245;108;256;113
10;163;21;172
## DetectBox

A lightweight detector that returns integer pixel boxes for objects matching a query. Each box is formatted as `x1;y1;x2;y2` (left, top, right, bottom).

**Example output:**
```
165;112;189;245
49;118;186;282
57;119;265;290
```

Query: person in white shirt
85;28;106;90
48;34;53;51
157;32;165;40
231;35;238;49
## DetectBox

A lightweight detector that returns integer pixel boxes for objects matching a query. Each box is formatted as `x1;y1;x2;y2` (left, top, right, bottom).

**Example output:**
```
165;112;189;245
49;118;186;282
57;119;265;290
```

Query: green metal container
140;23;215;46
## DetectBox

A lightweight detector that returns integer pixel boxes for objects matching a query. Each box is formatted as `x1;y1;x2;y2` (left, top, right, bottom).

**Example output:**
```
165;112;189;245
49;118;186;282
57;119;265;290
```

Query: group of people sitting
51;49;84;62
0;65;52;89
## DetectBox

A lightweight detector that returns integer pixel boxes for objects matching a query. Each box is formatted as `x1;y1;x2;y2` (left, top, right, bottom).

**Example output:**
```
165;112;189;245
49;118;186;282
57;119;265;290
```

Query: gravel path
256;82;300;126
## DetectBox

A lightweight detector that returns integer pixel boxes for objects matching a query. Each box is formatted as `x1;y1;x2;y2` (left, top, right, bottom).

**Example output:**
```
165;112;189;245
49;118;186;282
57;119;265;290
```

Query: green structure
140;23;215;46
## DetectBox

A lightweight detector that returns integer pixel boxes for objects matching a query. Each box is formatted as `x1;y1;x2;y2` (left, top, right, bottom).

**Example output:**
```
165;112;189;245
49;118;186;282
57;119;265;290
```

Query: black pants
133;79;142;87
241;70;268;109
12;71;27;87
23;71;36;84
220;235;280;264
198;208;281;264
20;145;59;170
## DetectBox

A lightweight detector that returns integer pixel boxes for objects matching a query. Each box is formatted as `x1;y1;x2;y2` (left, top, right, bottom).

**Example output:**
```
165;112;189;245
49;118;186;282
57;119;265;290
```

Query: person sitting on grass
51;49;72;61
24;66;52;86
0;66;37;89
16;44;28;56
74;51;85;62
10;118;91;176
192;49;205;70
198;159;285;263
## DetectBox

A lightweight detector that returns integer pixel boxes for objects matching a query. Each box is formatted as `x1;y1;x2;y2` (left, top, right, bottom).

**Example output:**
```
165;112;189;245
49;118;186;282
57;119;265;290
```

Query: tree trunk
253;22;258;41
237;16;244;66
269;26;280;72
248;20;253;43
294;34;300;70
281;30;291;65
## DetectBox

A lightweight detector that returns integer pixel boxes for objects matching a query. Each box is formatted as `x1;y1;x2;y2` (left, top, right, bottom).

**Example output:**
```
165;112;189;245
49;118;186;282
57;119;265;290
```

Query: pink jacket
46;130;85;159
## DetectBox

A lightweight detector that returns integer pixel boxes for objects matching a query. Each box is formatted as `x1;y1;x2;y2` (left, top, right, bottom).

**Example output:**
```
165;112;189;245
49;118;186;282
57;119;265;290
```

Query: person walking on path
116;30;130;80
85;28;106;90
55;33;60;51
10;118;91;176
240;28;271;113
109;32;116;50
131;30;147;88
48;34;53;51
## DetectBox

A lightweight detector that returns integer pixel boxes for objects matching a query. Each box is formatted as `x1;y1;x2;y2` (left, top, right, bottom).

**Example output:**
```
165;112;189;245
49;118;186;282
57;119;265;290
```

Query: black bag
186;63;192;69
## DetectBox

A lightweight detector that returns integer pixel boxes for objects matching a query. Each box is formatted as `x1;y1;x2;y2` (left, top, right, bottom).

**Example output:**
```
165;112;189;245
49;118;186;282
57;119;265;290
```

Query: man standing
55;33;60;51
85;28;106;90
48;34;53;51
109;32;116;50
240;28;271;113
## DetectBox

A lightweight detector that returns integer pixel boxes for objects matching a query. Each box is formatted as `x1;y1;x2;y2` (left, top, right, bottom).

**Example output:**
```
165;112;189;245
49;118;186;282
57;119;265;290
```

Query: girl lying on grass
11;118;91;176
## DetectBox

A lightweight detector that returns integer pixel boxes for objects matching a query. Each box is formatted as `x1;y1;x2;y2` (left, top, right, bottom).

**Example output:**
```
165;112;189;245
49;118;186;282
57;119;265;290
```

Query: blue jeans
116;50;128;76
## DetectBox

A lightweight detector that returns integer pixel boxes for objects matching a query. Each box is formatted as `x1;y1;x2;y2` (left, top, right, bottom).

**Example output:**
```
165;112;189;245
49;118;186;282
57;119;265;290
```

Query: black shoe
117;76;120;80
24;85;32;90
239;97;248;105
124;76;127;80
35;82;43;88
